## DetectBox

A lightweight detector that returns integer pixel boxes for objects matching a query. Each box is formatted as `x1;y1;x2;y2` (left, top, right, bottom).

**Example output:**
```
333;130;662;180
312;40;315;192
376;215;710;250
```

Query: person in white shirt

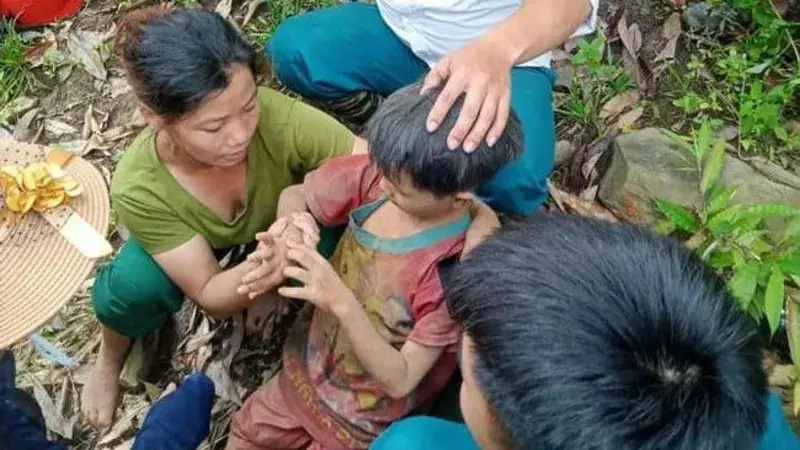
267;0;598;215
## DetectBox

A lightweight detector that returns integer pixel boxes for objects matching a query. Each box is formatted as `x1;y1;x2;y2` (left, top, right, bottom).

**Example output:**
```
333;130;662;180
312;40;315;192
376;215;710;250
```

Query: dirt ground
5;0;799;448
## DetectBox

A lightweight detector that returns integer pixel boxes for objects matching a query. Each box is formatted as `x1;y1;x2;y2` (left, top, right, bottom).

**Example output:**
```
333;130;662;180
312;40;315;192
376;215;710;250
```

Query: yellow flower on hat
0;162;83;214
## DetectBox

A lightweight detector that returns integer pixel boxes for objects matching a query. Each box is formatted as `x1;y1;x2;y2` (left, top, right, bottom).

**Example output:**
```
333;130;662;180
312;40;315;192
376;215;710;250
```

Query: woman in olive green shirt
80;8;367;428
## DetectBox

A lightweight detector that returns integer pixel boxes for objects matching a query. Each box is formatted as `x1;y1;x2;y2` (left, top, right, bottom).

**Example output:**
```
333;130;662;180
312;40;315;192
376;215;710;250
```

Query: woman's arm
425;0;594;152
153;232;284;318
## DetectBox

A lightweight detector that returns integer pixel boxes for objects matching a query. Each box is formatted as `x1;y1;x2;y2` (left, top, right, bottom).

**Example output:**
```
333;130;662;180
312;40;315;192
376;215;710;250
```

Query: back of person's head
364;81;522;197
115;6;262;121
447;214;767;450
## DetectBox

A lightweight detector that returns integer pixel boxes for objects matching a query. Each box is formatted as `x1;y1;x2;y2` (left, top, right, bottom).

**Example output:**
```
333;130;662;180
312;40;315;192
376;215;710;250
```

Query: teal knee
477;67;556;215
91;238;183;339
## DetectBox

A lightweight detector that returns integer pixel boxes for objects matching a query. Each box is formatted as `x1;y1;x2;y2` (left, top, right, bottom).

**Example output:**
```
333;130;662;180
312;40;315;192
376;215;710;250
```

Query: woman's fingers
277;286;310;301
283;266;309;284
486;91;510;147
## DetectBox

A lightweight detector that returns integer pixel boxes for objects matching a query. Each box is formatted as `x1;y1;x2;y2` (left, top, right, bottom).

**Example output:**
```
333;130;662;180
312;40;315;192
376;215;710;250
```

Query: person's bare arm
278;242;445;398
464;198;500;256
153;236;263;317
424;0;594;152
351;137;368;155
154;220;289;317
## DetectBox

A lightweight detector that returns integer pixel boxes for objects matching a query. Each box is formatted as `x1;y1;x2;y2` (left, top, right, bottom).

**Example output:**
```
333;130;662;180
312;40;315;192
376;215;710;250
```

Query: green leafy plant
669;0;800;160
557;35;633;133
0;19;36;121
244;0;337;48
654;122;800;336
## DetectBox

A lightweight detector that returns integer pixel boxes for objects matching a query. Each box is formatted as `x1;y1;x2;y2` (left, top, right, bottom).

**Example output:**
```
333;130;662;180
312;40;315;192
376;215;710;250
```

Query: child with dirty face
227;81;522;449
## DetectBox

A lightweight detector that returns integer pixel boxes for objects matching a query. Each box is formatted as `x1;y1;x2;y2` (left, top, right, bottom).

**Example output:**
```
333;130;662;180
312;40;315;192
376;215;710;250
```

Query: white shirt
376;0;599;68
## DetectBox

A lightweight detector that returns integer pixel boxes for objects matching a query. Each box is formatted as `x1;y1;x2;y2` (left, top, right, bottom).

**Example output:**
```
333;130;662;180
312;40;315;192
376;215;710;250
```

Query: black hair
364;81;522;197
447;214;767;450
115;7;261;120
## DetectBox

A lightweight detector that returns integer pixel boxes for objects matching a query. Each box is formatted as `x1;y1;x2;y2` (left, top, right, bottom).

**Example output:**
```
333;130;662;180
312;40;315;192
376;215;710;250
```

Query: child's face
380;172;458;218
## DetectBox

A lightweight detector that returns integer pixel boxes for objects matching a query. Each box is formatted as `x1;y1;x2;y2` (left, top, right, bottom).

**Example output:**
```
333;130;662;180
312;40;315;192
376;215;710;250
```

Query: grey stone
598;128;800;226
555;140;576;167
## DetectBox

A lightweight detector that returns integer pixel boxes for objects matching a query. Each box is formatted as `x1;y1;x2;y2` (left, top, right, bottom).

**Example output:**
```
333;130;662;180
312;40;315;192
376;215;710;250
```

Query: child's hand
290;212;320;249
238;218;290;299
278;241;356;317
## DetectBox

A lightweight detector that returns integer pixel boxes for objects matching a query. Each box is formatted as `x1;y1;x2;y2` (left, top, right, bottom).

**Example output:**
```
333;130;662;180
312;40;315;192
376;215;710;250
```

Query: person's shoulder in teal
373;391;800;450
372;214;797;450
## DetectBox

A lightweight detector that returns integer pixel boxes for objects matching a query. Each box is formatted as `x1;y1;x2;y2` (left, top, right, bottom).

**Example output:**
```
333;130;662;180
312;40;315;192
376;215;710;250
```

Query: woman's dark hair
115;6;261;120
447;214;767;450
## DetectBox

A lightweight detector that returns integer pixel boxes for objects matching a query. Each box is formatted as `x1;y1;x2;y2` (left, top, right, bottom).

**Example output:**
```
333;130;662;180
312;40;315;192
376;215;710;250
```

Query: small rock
555;66;573;89
598;128;800;227
555;140;576;167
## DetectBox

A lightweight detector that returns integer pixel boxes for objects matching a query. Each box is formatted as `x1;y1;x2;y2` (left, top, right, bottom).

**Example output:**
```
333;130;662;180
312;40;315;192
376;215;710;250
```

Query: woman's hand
237;218;290;299
423;34;515;153
278;241;357;317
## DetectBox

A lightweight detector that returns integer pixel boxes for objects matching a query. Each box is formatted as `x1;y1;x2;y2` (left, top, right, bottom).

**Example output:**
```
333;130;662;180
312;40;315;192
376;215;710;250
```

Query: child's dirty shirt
279;155;465;448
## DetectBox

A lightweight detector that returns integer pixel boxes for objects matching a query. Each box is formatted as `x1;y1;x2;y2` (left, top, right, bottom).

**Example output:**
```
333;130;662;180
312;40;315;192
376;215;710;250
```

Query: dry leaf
82;104;95;139
655;37;679;62
623;52;648;92
67;31;108;81
24;30;58;68
548;180;618;223
98;405;144;445
600;91;640;121
662;13;682;40
45;119;78;137
768;364;795;388
55;139;90;156
580;185;599;202
242;0;264;26
13;108;41;142
215;0;233;19
108;76;132;99
617;15;642;59
30;375;74;439
614;106;644;132
206;315;244;404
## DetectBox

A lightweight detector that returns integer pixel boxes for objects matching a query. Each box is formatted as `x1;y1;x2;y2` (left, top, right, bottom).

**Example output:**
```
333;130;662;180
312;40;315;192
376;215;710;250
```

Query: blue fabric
267;2;556;215
132;373;215;450
371;392;800;450
0;351;67;450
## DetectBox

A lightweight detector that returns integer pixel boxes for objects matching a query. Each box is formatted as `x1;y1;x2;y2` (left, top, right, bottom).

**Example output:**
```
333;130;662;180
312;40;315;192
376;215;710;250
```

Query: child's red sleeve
407;268;461;352
302;155;383;226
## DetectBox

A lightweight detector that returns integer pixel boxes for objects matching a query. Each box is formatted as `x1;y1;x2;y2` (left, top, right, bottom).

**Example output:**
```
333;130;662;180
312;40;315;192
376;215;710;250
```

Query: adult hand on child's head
278;241;356;318
423;34;515;153
238;218;290;299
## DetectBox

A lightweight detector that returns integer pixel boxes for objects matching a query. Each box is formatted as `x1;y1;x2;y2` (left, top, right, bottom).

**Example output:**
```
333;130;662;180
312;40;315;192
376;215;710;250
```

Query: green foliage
0;19;36;124
655;122;800;336
670;0;800;161
557;36;634;133
244;0;337;48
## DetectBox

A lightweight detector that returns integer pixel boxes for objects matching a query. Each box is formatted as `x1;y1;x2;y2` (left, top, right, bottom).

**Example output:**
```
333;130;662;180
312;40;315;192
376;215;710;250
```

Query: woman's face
157;63;260;167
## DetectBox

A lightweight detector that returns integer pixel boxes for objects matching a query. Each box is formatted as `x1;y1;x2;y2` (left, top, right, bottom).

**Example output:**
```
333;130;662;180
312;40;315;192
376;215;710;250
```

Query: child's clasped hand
237;213;321;299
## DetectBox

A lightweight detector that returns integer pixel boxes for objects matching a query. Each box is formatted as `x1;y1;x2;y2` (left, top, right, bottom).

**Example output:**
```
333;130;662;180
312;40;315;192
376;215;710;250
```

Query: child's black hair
447;214;767;450
364;81;522;197
115;7;261;120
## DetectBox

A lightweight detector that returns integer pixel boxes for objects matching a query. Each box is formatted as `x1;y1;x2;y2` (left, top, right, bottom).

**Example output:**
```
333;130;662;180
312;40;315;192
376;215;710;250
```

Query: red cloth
0;0;84;27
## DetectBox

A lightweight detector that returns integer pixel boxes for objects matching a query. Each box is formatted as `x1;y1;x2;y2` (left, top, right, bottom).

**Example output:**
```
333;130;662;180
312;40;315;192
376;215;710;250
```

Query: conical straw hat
0;139;110;349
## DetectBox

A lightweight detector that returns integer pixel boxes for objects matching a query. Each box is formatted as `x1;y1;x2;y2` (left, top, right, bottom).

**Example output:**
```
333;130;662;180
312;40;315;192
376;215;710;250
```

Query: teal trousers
267;2;556;215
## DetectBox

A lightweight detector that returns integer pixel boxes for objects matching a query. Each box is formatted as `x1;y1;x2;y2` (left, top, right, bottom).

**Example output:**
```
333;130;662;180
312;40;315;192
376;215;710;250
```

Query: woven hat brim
0;151;109;349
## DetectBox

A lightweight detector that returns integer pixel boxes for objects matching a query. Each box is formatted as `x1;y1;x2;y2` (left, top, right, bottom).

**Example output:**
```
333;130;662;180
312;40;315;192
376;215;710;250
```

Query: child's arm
279;241;447;399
